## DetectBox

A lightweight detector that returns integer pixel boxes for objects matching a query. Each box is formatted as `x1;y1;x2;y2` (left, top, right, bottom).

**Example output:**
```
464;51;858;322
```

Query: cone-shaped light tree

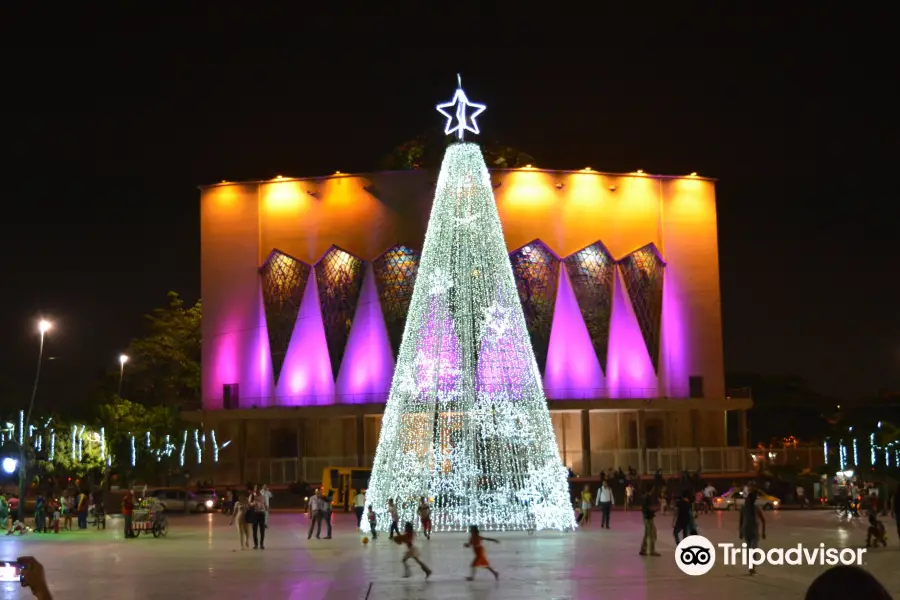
362;76;575;533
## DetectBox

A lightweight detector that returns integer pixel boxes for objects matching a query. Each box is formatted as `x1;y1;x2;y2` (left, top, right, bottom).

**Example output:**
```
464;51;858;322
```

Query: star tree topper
436;74;486;141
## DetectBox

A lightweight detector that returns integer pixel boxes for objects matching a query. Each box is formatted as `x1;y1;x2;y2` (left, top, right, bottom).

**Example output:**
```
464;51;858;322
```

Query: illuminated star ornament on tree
362;76;574;534
436;74;486;141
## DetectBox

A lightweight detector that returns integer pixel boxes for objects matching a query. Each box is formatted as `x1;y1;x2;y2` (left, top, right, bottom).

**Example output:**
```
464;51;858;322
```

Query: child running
465;525;499;581
418;497;432;540
387;498;400;538
867;512;888;548
367;506;378;540
393;522;432;579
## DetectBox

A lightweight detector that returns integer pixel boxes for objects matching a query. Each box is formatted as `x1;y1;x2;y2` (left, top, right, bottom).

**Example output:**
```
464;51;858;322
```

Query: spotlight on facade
1;457;17;474
689;172;698;177
583;167;593;172
275;175;284;180
636;169;644;174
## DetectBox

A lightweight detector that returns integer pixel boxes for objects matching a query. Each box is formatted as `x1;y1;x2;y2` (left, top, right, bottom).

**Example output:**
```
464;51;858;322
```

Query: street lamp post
18;319;51;521
118;354;129;396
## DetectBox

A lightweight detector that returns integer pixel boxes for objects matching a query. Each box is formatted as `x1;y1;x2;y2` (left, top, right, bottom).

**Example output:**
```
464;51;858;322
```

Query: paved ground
0;509;896;599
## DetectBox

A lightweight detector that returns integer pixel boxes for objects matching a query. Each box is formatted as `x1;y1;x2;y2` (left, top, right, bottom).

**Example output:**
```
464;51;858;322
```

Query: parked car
147;488;208;513
713;487;780;511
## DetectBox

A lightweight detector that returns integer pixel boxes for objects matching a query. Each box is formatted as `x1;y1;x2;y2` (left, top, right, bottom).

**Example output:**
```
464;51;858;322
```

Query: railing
577;447;748;476
546;388;690;400
751;447;826;470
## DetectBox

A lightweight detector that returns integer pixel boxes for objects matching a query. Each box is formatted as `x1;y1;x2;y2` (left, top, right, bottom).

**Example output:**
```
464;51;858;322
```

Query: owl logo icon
675;535;716;576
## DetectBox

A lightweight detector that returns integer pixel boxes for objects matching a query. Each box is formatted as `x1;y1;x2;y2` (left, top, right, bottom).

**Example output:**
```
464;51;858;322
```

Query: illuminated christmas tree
361;76;575;533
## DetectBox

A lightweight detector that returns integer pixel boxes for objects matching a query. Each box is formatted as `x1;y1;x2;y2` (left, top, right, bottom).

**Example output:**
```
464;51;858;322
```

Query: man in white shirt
353;489;366;530
260;484;273;526
703;484;716;511
596;481;615;528
307;489;325;540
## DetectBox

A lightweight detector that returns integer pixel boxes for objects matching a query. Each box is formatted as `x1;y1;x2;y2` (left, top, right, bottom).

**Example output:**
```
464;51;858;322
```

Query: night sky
1;15;893;411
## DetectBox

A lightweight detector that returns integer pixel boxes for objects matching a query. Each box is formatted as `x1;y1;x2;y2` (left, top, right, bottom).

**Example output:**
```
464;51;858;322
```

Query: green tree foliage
96;396;179;483
40;424;104;477
124;292;201;410
380;128;536;171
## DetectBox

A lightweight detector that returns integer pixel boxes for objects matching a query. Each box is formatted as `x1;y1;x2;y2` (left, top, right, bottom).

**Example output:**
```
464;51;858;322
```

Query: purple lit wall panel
335;264;395;403
544;267;605;399
606;269;657;397
659;267;688;397
275;270;335;405
205;287;273;409
255;283;275;406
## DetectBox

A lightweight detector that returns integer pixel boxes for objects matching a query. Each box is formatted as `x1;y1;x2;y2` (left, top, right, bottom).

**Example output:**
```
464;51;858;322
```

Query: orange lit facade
185;167;752;485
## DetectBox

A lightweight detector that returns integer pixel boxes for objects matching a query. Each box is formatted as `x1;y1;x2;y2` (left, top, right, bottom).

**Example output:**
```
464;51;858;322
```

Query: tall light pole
118;354;129;396
19;319;51;521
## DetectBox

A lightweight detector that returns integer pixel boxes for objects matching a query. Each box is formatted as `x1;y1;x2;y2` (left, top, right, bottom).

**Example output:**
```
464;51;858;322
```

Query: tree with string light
362;76;575;534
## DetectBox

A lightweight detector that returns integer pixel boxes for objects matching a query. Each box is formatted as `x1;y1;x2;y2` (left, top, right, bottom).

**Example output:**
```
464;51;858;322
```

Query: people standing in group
393;522;432;579
639;487;660;556
353;489;366;530
76;489;88;529
62;493;74;531
388;498;400;538
579;485;592;525
465;525;499;580
34;495;46;533
418;497;432;539
596;481;614;529
229;493;251;549
307;488;325;540
122;490;135;539
250;486;267;549
624;483;634;511
739;485;767;575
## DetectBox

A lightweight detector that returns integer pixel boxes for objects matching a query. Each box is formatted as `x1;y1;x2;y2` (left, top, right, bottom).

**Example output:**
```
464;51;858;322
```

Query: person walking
250;487;267;549
367;505;378;540
34;496;46;533
393;522;432;579
353;489;366;530
580;485;592;526
596;481;614;529
418;497;432;539
739;486;767;575
307;489;325;540
387;498;400;538
259;484;273;529
639;487;660;556
673;490;692;543
229;493;251;549
624;483;634;511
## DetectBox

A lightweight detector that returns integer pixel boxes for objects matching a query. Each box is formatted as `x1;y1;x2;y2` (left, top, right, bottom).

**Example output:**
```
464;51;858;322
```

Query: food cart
131;497;168;538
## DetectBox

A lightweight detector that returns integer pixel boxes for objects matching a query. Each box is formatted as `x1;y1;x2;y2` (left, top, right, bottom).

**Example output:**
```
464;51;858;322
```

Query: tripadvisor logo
675;535;866;576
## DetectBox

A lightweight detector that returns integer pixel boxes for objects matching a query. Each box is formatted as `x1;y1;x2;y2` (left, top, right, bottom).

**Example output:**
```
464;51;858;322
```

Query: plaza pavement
0;508;896;599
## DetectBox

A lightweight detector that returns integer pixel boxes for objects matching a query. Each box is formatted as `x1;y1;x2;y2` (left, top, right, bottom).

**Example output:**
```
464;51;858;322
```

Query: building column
238;420;247;485
637;410;646;474
739;410;748;449
356;413;365;467
580;409;591;477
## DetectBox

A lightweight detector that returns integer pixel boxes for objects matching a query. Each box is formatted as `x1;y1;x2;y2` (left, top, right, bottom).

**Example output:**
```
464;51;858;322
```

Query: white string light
49;431;55;461
211;430;218;463
852;438;859;466
71;426;77;461
146;431;151;448
18;410;24;445
179;431;187;467
194;429;202;464
435;74;486;141
100;427;106;461
130;434;136;467
362;141;574;534
870;433;876;465
77;425;85;461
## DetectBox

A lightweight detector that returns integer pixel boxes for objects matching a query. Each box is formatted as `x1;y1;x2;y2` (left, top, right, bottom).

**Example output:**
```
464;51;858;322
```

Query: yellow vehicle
321;466;371;511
